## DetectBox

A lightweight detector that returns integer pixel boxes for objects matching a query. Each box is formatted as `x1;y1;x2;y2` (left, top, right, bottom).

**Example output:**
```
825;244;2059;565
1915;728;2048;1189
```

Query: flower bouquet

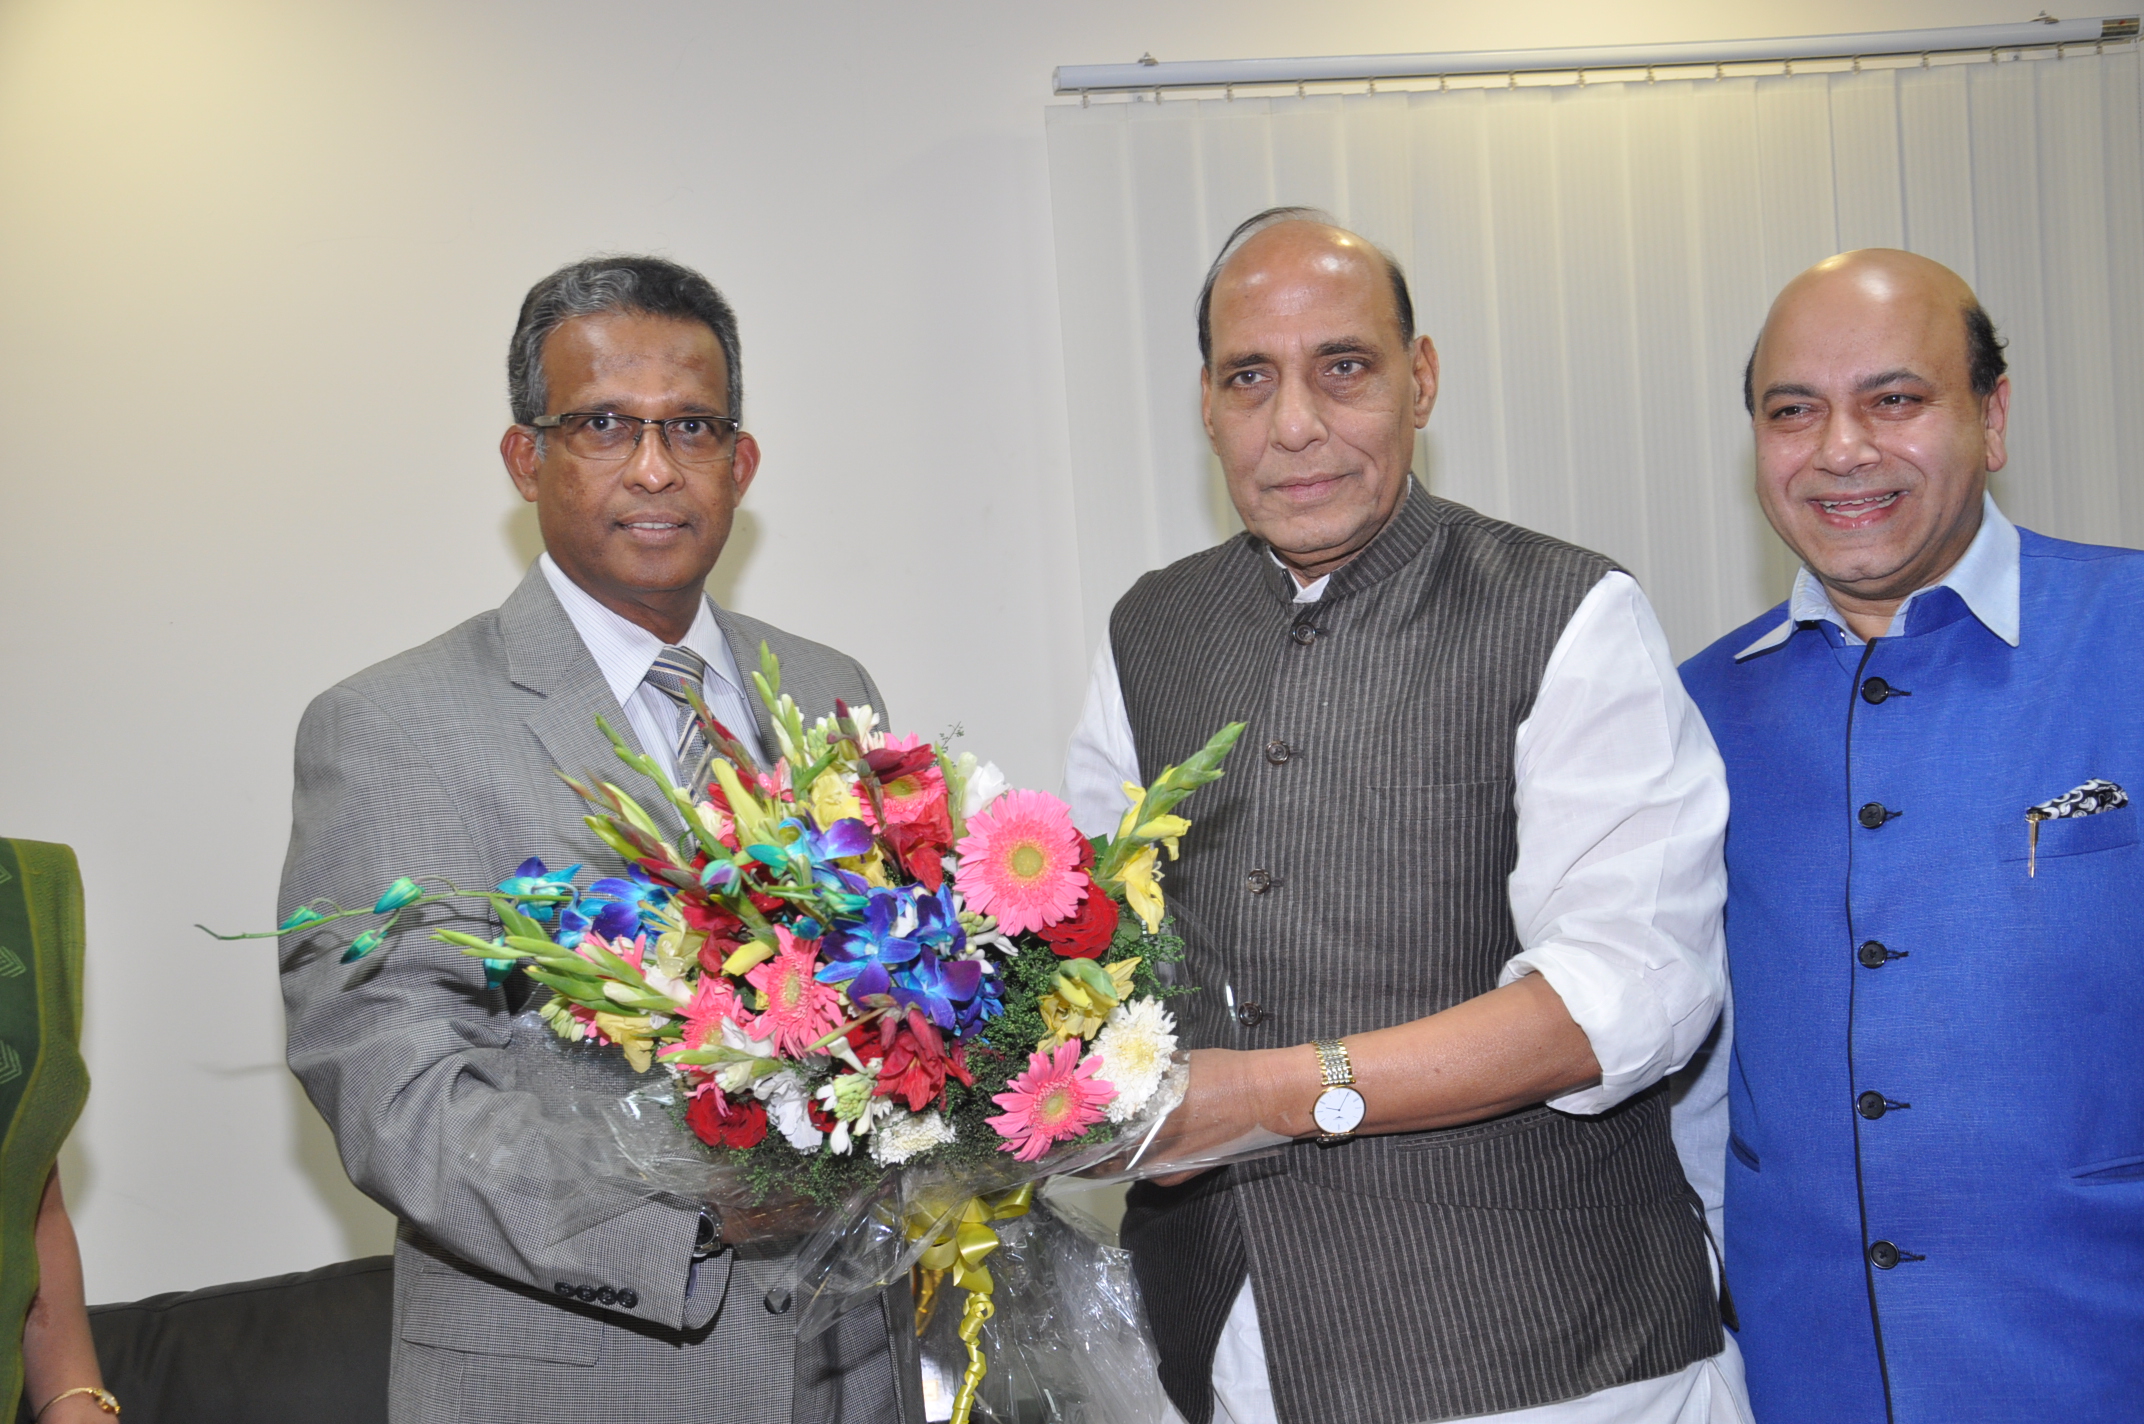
224;648;1243;1421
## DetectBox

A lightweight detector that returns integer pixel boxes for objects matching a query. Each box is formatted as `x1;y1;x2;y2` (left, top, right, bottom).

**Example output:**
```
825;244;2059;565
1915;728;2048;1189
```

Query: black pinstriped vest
1114;484;1720;1424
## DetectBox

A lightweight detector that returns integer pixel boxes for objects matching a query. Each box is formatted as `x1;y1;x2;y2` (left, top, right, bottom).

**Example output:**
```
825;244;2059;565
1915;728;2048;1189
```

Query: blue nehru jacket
1679;497;2144;1423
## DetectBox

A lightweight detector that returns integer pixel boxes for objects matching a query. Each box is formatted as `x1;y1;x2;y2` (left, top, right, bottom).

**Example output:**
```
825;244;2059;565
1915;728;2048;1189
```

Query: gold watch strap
1312;1037;1354;1088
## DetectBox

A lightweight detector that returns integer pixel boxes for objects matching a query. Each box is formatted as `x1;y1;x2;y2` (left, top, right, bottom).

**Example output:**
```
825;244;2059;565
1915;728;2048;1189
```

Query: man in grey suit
279;256;910;1423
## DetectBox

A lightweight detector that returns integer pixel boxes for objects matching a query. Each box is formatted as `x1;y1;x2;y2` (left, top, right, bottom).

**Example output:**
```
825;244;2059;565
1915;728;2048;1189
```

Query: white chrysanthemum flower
961;757;1010;819
869;1110;958;1166
1093;997;1178;1123
755;1072;825;1152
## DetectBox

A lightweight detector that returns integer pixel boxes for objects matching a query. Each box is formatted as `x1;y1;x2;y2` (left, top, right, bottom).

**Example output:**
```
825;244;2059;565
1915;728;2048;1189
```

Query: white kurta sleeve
1500;572;1729;1114
1062;636;1144;839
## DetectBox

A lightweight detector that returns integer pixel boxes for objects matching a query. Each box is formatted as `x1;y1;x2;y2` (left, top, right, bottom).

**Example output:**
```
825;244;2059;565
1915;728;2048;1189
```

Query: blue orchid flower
583;864;669;942
746;817;875;900
371;877;425;914
953;963;1005;1036
891;948;989;1032
816;886;927;1002
909;883;968;957
495;858;582;923
553;904;592;949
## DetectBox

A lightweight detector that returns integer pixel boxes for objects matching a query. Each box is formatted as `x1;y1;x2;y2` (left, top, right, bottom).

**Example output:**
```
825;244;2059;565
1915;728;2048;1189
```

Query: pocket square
2025;779;2128;876
2027;778;2129;821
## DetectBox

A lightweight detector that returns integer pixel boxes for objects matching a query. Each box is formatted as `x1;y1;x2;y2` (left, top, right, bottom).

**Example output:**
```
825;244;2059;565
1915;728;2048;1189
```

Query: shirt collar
1734;493;2021;659
1256;476;1430;606
537;553;749;706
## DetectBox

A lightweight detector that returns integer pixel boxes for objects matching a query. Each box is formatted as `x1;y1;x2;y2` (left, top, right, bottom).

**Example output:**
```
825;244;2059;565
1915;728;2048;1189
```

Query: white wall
0;0;2024;1301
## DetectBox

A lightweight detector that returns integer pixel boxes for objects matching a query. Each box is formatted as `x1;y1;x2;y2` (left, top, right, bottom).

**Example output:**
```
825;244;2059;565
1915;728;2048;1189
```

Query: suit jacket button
1858;802;1894;829
1856;1090;1889;1119
595;1286;618;1305
1264;739;1292;765
1236;1003;1266;1028
765;1288;793;1314
618;1288;639;1309
1858;940;1891;969
1868;1240;1901;1270
1245;869;1273;894
1290;624;1318;646
554;1282;576;1298
574;1284;597;1302
1860;676;1904;704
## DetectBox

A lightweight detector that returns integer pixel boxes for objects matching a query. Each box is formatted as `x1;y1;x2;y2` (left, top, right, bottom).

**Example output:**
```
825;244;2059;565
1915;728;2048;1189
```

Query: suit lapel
498;566;680;828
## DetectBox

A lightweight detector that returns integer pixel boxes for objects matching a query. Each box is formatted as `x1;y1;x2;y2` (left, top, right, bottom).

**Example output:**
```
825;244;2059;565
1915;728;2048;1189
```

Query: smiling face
1201;222;1438;582
501;309;758;641
1749;251;2009;636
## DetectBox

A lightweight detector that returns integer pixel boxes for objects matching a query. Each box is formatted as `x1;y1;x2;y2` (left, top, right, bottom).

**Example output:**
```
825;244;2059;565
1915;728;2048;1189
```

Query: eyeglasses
529;411;741;466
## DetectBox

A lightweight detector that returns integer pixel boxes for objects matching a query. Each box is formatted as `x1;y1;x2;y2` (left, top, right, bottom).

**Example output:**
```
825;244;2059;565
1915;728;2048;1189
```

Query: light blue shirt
537;553;765;776
1735;493;2021;660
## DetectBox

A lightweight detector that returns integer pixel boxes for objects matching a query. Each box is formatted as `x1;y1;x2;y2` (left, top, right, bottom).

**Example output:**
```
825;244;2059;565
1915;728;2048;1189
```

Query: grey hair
1195;205;1416;365
507;254;743;425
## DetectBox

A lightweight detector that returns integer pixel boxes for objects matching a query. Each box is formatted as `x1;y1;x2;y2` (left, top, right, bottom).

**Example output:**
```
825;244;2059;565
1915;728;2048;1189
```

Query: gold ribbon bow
905;1183;1034;1424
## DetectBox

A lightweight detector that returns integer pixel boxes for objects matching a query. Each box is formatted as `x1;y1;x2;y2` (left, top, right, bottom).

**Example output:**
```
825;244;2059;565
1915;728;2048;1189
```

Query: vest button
1857;940;1892;969
1245;869;1273;894
1868;1240;1901;1270
1856;1090;1890;1119
1290;624;1319;646
1236;1002;1266;1027
1861;675;1901;704
1264;739;1292;765
1858;802;1894;829
765;1287;793;1314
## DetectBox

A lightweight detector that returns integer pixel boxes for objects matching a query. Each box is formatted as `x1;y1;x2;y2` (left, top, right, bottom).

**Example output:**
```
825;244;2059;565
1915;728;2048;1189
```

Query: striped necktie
642;645;714;788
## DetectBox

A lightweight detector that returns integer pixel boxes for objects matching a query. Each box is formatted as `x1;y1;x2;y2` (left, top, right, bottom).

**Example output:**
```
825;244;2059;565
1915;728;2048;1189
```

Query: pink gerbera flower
954;788;1087;935
745;926;845;1057
668;973;744;1053
987;1040;1115;1162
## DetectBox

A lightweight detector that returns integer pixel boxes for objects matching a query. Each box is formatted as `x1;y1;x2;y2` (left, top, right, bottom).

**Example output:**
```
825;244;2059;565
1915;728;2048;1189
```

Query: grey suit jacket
279;566;915;1424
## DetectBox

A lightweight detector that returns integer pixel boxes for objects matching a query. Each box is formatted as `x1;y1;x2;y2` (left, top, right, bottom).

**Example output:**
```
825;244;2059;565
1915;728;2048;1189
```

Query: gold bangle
36;1386;119;1417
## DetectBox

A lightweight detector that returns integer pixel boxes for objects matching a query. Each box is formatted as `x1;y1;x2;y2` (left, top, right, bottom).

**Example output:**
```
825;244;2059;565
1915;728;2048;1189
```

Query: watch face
1313;1086;1365;1135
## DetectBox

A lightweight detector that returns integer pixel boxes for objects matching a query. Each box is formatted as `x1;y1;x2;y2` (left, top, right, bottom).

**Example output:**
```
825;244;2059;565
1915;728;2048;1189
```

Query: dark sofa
17;1256;390;1424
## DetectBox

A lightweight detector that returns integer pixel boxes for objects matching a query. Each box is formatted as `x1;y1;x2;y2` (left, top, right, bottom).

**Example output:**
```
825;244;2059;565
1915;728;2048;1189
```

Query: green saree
0;840;90;1414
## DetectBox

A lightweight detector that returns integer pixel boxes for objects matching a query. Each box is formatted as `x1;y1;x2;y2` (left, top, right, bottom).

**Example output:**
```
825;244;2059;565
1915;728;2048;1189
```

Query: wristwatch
1310;1038;1364;1145
692;1206;723;1261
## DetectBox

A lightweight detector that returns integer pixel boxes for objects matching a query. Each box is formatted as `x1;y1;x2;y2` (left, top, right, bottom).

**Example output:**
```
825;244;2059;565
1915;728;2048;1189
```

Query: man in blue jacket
1679;248;2143;1423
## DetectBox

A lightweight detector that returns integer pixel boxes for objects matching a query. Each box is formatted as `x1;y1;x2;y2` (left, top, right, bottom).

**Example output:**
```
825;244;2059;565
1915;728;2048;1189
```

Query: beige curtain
1046;48;2144;658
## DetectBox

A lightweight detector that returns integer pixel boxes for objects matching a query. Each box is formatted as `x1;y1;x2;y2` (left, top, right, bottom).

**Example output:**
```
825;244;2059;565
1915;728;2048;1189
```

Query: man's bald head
1744;249;2006;413
1197;207;1414;365
1744;248;2013;639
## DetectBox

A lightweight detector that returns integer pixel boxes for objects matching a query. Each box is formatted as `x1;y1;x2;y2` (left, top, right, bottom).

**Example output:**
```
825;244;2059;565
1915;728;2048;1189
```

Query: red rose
686;1091;768;1149
1038;877;1118;959
806;1094;839;1133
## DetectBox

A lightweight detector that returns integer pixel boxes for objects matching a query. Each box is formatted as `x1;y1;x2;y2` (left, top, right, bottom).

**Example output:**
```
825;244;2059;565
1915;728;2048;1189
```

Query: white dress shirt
538;553;765;778
1066;567;1749;1424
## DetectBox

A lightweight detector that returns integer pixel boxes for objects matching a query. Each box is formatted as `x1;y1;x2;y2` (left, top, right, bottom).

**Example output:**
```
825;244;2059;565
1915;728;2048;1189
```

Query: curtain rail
1054;15;2140;95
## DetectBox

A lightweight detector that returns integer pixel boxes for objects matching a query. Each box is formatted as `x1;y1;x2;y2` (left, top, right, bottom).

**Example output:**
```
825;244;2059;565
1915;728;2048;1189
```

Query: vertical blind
1045;49;2144;659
